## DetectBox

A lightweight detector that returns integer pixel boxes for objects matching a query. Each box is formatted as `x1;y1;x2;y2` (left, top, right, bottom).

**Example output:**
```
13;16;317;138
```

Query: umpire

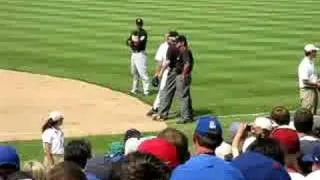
154;35;194;124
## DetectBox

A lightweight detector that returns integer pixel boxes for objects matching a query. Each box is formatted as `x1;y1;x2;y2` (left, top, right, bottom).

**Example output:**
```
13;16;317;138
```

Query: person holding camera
231;117;274;158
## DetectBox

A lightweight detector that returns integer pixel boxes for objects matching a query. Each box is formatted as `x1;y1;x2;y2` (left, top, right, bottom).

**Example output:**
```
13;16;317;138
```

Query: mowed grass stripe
1;0;318;116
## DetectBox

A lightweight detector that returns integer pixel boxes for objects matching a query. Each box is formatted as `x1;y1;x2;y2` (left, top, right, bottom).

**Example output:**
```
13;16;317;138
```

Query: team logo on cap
209;121;217;129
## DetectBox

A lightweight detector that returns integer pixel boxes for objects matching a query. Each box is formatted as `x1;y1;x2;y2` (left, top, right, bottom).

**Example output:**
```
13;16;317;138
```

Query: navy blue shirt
127;28;148;52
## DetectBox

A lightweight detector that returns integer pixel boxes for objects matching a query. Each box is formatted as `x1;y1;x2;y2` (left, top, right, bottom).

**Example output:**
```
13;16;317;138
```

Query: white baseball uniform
152;41;169;110
129;33;150;95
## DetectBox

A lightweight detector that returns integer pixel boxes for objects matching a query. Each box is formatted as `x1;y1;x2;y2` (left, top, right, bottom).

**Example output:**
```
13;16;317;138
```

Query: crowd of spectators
1;106;320;180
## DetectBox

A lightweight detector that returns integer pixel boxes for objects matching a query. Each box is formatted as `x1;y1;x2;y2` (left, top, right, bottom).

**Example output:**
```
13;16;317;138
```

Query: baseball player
146;31;179;116
126;18;150;95
154;35;194;124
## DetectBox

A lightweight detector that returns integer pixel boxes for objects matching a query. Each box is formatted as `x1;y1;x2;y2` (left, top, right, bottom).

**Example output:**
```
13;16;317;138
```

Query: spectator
242;117;274;152
65;139;92;169
64;139;97;180
41;111;64;169
270;106;291;128
137;137;180;169
121;152;170;180
215;141;233;161
124;129;156;155
47;161;87;180
0;145;20;180
231;152;291;180
23;161;46;180
7;171;34;180
271;128;305;179
85;156;114;180
247;138;285;165
294;108;320;156
170;115;245;180
158;127;190;163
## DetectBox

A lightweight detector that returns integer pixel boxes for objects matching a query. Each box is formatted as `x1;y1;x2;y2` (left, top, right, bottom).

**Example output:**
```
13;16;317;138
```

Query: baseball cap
195;115;222;136
215;142;232;160
302;145;320;163
231;152;291;180
304;44;319;52
124;129;141;142
176;35;187;43
271;128;300;154
124;136;156;155
254;117;273;130
135;18;143;26
48;111;64;122
137;138;179;169
0;145;20;170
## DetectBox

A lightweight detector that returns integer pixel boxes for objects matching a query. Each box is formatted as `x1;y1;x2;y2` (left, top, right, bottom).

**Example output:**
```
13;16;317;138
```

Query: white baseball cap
254;117;273;131
304;44;319;52
48;111;64;122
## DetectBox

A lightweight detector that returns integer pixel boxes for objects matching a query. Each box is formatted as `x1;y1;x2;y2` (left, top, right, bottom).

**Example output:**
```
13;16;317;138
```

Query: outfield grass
1;0;319;162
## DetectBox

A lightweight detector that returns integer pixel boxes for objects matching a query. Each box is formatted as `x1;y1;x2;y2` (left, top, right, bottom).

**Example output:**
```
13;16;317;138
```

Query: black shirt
176;49;194;75
166;45;180;69
127;28;148;52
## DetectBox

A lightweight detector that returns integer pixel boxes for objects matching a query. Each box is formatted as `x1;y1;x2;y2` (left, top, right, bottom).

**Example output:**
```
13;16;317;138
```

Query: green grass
0;0;319;162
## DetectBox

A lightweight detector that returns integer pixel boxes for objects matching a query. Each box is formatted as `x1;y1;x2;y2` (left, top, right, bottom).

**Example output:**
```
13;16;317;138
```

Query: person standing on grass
41;111;64;169
146;31;179;117
154;35;194;124
298;44;319;114
126;18;150;96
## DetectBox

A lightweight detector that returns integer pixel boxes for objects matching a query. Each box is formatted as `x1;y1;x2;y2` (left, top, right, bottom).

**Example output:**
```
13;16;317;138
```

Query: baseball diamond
0;0;319;169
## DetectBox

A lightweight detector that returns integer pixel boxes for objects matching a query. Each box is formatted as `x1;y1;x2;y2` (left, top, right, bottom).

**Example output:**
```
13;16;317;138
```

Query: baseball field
0;0;319;162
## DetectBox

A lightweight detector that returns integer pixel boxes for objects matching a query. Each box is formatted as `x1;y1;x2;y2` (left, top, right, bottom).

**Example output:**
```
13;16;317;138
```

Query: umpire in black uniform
154;35;194;124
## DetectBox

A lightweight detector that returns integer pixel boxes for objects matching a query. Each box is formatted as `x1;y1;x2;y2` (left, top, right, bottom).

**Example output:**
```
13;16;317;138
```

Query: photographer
231;117;274;158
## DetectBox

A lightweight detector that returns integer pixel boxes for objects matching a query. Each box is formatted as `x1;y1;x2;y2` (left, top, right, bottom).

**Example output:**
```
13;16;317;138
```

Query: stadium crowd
1;107;320;180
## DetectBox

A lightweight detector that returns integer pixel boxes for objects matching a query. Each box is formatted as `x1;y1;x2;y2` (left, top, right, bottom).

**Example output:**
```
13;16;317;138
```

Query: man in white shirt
146;31;178;116
298;44;319;114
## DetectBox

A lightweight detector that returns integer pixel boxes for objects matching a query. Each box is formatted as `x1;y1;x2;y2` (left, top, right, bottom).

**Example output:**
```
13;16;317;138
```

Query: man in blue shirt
170;115;246;180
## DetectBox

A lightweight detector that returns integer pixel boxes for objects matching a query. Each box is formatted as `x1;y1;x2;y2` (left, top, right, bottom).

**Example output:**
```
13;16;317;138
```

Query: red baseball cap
271;128;300;154
137;138;179;168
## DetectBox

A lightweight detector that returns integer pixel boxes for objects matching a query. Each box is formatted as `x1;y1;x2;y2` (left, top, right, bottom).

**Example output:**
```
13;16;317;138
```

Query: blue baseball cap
195;115;222;136
231;152;291;180
302;145;320;163
0;145;20;170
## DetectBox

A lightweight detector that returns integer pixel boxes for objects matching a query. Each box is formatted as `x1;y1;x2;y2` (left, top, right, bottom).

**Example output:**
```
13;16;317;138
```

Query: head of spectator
302;145;320;171
247;138;285;165
271;128;302;173
47;161;86;180
158;127;190;163
137;138;179;169
251;117;273;138
304;44;318;60
121;151;170;180
176;35;188;50
270;106;290;126
294;108;314;135
193;115;223;155
231;152;291;180
124;129;141;143
41;111;63;132
0;145;20;180
64;139;92;169
7;171;34;180
23;161;46;180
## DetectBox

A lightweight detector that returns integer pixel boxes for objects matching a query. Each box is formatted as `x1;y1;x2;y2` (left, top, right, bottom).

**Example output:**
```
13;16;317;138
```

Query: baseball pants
159;69;193;120
131;52;149;94
300;88;318;114
152;68;169;110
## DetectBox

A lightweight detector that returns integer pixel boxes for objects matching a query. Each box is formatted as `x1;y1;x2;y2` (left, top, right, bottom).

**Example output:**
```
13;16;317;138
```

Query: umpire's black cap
136;18;143;26
176;35;187;43
168;31;179;37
